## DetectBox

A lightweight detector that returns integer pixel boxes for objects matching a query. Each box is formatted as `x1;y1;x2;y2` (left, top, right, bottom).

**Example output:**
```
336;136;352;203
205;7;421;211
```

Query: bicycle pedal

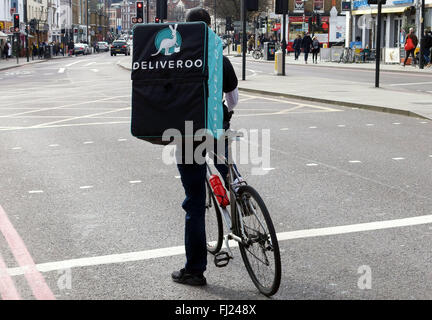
214;251;232;268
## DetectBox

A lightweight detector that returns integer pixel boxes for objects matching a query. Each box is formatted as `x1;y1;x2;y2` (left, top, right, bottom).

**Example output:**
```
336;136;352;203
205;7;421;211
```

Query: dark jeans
294;49;301;60
304;51;309;62
312;51;319;62
404;49;415;65
176;139;230;274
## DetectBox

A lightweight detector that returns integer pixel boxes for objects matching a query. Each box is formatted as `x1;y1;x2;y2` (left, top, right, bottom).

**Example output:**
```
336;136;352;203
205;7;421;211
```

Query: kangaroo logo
151;24;182;56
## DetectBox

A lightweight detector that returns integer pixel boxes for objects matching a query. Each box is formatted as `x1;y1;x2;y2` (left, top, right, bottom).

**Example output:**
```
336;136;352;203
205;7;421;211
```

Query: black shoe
171;268;207;286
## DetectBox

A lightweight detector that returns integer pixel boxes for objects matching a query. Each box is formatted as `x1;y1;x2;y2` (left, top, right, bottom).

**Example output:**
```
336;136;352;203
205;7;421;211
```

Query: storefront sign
294;0;304;13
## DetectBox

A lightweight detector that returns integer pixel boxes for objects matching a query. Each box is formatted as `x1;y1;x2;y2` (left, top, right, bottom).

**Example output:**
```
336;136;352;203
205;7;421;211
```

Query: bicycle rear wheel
205;178;223;255
234;185;281;296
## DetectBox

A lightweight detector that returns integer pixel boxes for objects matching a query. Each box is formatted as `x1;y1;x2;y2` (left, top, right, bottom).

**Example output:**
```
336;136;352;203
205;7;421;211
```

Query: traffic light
275;0;289;14
316;13;321;28
259;17;266;29
156;0;167;20
13;14;19;29
226;17;234;31
246;0;258;11
136;2;143;23
155;17;160;23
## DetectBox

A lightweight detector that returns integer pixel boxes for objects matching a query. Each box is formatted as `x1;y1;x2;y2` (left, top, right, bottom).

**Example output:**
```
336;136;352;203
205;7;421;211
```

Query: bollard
275;51;283;75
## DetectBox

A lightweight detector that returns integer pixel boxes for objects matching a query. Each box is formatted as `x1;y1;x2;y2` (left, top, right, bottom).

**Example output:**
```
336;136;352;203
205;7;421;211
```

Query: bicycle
205;130;282;296
252;47;263;60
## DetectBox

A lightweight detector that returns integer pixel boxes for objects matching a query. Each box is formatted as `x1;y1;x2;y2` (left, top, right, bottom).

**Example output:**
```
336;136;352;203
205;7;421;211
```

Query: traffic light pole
24;0;29;62
375;1;382;88
241;0;246;81
419;0;425;69
282;13;286;76
147;0;150;23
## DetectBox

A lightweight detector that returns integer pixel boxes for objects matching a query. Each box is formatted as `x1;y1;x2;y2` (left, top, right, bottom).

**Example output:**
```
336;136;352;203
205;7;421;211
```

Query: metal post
147;0;150;23
16;33;19;64
282;13;286;76
241;0;246;81
375;0;382;88
24;0;29;62
419;0;425;69
86;0;89;43
214;0;217;31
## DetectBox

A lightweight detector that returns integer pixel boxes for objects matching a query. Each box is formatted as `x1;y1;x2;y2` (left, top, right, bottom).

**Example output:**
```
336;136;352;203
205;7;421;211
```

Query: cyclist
171;8;239;286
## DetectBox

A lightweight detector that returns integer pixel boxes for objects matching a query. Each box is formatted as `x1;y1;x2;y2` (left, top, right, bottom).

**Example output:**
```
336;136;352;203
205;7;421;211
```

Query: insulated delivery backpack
131;22;224;145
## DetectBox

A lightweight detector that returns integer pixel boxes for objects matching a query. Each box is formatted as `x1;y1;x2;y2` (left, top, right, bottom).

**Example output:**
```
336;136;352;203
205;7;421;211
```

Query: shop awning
352;6;409;15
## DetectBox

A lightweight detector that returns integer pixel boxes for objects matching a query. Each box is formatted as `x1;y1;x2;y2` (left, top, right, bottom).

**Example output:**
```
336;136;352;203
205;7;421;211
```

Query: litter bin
264;42;275;61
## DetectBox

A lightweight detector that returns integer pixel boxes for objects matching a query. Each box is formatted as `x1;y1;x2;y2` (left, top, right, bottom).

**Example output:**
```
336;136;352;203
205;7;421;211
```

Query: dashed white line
366;124;375;126
11;147;22;150
306;163;318;166
28;190;44;194
58;68;65;74
309;126;317;129
337;125;346;127
79;186;94;189
83;141;94;144
280;128;289;131
117;138;127;142
392;157;405;161
392;122;401;125
349;160;362;163
90;69;99;73
129;181;142;184
48;144;59;147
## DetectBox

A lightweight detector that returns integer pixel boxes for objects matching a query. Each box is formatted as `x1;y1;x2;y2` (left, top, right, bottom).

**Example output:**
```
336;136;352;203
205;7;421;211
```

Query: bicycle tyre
205;178;224;255
252;50;261;60
234;185;281;296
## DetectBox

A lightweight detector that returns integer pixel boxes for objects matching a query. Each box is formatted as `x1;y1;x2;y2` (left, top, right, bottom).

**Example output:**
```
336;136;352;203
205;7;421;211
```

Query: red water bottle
209;175;230;207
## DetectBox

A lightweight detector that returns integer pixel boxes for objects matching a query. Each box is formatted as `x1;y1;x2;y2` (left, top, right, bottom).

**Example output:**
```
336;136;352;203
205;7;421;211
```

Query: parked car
74;43;91;55
96;41;109;52
110;40;130;56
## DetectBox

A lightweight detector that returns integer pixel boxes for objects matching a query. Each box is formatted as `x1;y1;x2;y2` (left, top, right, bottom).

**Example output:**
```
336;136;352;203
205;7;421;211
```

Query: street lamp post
24;0;29;62
86;0;89;44
375;0;383;88
241;0;247;81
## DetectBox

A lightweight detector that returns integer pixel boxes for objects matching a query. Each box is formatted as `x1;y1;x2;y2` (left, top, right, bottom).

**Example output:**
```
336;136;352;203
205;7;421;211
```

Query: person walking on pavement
403;27;418;67
311;36;320;64
421;30;432;66
293;34;301;60
171;8;239;286
301;32;313;64
2;41;9;60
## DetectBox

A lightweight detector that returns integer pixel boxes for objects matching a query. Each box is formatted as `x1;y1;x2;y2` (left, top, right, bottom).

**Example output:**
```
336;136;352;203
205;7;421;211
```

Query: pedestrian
293;34;301;60
32;43;37;59
2;41;9;60
301;32;313;64
171;7;239;286
247;35;254;53
421;30;432;66
311;36;320;64
7;41;11;59
403;27;418;67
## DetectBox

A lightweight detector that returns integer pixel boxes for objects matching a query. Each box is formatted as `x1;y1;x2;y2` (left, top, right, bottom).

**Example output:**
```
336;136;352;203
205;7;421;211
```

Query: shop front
287;15;330;51
351;0;416;50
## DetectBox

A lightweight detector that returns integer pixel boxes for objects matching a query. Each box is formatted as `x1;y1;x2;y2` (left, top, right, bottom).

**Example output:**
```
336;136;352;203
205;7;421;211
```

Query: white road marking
7;214;432;276
65;60;88;67
280;128;289;131
90;69;99;73
306;163;318;166
420;121;428;124
337;125;346;127
366;124;375;126
58;68;65;74
48;144;59;147
129;181;142;184
83;141;94;144
175;176;181;179
11;147;22;150
349;160;362;163
84;62;96;67
79;186;94;189
392;157;405;161
309;126;317;129
28;190;43;194
388;81;432;87
117;138;127;141
392;122;401;125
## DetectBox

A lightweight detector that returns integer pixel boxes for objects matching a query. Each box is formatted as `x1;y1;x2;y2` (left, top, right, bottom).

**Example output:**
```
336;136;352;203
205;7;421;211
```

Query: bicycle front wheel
205;178;223;255
234;186;281;296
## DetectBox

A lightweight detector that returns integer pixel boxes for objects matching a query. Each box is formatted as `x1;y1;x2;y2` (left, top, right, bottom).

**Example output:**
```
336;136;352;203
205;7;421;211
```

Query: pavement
117;55;432;120
1;54;432;300
0;54;73;72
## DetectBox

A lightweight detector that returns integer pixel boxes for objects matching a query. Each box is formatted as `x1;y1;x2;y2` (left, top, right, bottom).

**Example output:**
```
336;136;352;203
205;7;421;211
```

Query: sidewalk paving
0;55;72;72
226;50;432;74
119;55;432;120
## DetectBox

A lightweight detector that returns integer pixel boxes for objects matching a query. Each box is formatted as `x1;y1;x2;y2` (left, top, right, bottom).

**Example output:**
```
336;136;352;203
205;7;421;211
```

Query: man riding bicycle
171;8;239;286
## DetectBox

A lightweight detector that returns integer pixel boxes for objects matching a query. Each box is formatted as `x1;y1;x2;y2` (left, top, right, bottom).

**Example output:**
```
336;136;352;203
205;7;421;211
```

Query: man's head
186;8;211;26
409;27;414;33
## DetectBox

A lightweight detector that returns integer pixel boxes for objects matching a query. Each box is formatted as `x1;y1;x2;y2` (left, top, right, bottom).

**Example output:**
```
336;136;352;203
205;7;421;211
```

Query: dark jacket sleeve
223;56;238;93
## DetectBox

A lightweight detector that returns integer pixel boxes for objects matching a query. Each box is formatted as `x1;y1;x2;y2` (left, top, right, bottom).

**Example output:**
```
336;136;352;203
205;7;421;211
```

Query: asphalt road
228;56;432;95
1;53;432;300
